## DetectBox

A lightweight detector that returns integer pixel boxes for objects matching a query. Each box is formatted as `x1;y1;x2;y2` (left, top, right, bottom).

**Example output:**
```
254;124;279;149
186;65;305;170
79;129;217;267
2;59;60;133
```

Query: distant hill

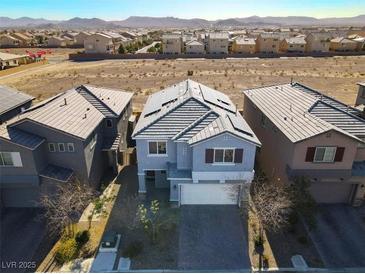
0;15;364;29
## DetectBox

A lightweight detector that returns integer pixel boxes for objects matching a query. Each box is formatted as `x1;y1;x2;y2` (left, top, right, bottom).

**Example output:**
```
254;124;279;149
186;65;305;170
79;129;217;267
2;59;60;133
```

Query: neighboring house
280;36;306;53
74;31;91;47
0;52;29;70
10;32;34;47
232;37;256;54
206;32;229;54
243;82;365;205
0;86;34;124
305;32;332;52
84;33;115;54
0;35;20;47
256;33;282;53
185;40;205;54
162;34;183;54
352;37;365;51
0;85;133;207
132;80;261;206
355;82;365;107
330;37;357;52
47;36;67;47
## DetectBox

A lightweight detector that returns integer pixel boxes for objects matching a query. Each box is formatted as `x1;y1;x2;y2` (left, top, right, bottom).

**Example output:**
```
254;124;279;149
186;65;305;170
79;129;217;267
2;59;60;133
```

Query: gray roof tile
0;85;34;116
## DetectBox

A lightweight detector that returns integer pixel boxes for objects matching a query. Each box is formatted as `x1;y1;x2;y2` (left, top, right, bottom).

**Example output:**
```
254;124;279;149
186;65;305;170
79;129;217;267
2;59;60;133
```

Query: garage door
309;182;354;204
180;183;239;205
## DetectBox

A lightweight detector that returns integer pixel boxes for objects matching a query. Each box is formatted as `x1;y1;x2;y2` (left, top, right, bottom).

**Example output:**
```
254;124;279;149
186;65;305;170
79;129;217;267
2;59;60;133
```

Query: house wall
162;38;182;54
355;85;365;106
186;44;205;54
256;36;280;53
280;41;306;52
176;142;192;169
207;38;229;54
243;97;294;182
330;41;357;51
84;34;114;54
305;35;330;52
192;132;256;173
232;43;256;54
0;36;19;47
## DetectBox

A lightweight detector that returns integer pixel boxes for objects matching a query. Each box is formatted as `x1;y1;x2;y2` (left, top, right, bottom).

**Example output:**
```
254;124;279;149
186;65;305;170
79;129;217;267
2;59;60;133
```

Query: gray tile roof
2;85;132;141
40;164;74;182
0;85;34;116
243;83;365;144
133;79;261;146
0;125;44;149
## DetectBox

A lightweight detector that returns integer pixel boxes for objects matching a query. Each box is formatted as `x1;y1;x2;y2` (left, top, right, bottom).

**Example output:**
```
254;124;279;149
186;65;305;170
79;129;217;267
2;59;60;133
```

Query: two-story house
132;80;261;206
207;32;229;54
243;82;365;206
305;32;332;52
256;32;285;54
162;34;183;54
84;33;115;54
0;85;132;207
280;36;306;53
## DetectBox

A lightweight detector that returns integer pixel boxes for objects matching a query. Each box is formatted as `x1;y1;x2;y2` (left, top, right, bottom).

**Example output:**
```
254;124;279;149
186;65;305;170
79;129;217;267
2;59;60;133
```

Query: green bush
55;238;79;264
122;241;143;258
75;230;90;247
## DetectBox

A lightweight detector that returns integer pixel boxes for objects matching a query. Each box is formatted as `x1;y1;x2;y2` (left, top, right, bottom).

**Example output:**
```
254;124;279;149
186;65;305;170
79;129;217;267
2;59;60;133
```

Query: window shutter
334;147;345;162
234;149;243;163
205;149;213;163
305;147;316;162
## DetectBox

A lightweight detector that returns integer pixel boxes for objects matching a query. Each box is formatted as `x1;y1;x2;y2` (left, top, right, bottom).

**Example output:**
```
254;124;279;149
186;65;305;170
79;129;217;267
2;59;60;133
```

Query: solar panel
228;114;253;137
200;85;236;113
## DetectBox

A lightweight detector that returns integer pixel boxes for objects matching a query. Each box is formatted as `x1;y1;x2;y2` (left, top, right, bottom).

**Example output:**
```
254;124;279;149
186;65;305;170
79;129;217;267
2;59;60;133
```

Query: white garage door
180;183;239;205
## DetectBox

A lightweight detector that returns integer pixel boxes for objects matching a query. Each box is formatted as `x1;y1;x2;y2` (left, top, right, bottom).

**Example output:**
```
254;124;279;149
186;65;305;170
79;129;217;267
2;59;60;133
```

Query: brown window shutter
234;149;243;163
205;149;214;163
334;147;345;162
305;147;316;162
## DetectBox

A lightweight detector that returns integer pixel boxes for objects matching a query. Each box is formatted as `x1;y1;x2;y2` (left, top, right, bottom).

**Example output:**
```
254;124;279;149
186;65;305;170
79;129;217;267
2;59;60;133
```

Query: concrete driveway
0;208;54;273
178;205;250;271
307;205;365;268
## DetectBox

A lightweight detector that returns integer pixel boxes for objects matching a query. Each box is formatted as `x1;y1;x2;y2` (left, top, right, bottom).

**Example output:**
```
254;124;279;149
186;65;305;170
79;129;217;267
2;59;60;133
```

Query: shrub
122;241;143;258
187;70;194;76
55;238;78;264
75;230;90;247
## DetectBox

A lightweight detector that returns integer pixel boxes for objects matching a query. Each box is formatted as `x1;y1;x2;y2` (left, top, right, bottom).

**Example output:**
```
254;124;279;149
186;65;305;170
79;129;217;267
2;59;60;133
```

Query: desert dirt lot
0;55;364;110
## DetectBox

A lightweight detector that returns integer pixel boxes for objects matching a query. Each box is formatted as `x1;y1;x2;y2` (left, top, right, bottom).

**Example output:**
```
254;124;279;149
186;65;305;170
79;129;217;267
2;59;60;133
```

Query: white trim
189;131;261;147
147;140;168;156
167;177;192;180
48;142;56;152
192;170;254;182
313;146;337;163
213;147;235;164
67;143;75;152
58;143;65;152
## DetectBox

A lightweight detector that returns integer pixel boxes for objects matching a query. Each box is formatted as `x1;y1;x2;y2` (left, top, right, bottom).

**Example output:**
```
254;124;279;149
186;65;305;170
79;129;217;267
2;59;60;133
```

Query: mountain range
0;15;364;29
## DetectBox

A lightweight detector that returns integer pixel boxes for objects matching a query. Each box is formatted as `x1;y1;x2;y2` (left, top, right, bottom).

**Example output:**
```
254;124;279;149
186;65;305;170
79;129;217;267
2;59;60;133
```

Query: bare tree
40;179;97;237
251;176;292;233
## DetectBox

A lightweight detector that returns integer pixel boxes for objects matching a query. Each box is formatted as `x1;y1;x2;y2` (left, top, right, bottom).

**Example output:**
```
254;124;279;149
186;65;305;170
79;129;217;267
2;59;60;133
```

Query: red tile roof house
243;82;365;206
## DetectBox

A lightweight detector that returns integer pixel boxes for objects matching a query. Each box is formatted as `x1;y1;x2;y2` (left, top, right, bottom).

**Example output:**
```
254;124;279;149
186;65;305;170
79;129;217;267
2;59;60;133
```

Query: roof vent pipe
64;98;67;105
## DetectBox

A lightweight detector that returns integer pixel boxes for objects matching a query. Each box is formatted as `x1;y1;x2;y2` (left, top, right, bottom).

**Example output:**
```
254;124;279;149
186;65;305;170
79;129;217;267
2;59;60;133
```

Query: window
314;147;336;163
67;143;75;152
106;119;113;128
58;143;65;152
0;152;22;167
214;149;235;163
48;143;56;152
148;141;167;155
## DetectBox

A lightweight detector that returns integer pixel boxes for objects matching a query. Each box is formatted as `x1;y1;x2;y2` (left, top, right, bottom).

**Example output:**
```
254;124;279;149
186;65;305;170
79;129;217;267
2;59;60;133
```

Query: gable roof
0;52;28;61
3;85;132;140
0;85;34;116
243;82;365;144
133;79;260;146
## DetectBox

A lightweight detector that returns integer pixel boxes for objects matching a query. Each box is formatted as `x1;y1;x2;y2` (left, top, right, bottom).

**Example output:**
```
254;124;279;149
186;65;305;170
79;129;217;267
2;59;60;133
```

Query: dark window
334;147;345;162
149;142;157;154
48;143;56;152
234;149;243;163
214;149;224;162
106;119;113;128
205;149;214;163
58;143;65;152
305;147;316;162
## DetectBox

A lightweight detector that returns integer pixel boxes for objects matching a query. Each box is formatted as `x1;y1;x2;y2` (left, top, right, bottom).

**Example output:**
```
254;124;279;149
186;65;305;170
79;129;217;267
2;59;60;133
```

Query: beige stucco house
0;52;29;69
10;33;34;47
74;32;91;47
232;37;256;54
330;37;357;51
185;40;205;54
207;32;229;54
0;35;20;47
47;36;68;47
305;32;332;52
162;33;183;54
84;33;115;54
243;82;365;206
256;33;282;53
280;36;306;52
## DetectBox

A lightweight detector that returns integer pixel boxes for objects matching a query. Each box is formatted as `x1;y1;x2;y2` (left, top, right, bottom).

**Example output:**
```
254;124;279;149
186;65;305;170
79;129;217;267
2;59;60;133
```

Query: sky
1;0;364;21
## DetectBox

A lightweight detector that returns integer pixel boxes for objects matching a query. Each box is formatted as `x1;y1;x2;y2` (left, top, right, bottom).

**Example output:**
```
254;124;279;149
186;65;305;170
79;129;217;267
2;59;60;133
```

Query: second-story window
106;119;113;128
67;143;75;152
48;143;56;152
314;147;336;162
148;141;167;155
0;152;22;167
214;148;234;163
58;143;65;152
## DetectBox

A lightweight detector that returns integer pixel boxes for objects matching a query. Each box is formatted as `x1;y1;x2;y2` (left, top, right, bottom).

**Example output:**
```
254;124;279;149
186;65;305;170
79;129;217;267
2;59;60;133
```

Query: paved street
178;205;250;271
307;205;365;268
